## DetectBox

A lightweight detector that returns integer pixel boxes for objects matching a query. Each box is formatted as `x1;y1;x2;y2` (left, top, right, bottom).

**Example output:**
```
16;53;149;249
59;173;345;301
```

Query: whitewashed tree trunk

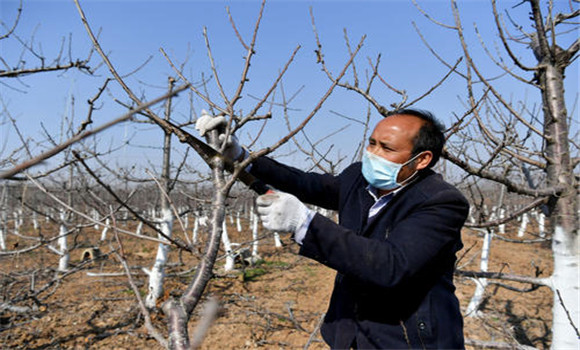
517;213;529;237
0;210;6;250
145;208;174;309
57;211;69;272
251;209;259;259
192;216;199;244
199;215;208;227
32;211;39;231
249;208;254;230
236;212;242;232
92;209;99;230
145;88;176;310
221;220;235;271
17;209;23;227
0;217;6;251
100;218;110;241
273;232;283;248
122;210;128;227
13;211;20;236
538;212;546;238
466;229;493;317
498;208;505;234
549;226;579;349
135;221;143;235
468;207;476;224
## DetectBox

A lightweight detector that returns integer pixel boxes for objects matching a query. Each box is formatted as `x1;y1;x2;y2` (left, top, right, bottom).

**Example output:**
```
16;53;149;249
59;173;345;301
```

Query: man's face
366;114;425;184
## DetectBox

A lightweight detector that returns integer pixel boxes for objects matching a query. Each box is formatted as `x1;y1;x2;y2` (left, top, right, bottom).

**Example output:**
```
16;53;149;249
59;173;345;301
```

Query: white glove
256;191;313;233
195;110;244;161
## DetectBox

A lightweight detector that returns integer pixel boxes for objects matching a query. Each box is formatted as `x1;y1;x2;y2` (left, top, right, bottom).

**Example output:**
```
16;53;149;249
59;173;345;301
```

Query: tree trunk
145;208;174;309
466;228;492;317
163;168;228;350
221;220;235;271
192;215;199;244
57;210;69;272
100;217;109;241
146;77;175;310
0;211;6;251
535;36;579;349
251;208;260;259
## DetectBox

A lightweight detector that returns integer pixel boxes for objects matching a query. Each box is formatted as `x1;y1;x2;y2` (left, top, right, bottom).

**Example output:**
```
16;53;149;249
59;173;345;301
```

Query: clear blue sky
1;0;578;177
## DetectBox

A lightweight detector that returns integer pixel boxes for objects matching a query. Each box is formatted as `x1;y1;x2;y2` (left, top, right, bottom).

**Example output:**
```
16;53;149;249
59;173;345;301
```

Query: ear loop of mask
396;151;424;186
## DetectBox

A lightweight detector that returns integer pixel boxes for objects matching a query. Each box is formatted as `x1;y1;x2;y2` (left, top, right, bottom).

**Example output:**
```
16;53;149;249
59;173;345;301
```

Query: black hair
386;108;445;169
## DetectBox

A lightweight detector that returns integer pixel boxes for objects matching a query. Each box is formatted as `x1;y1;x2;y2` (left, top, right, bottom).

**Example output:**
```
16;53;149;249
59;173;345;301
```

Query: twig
110;211;168;348
465;338;537;350
73;151;192;252
144;168;191;248
0;85;188;179
556;289;580;338
466;196;550;228
303;313;325;350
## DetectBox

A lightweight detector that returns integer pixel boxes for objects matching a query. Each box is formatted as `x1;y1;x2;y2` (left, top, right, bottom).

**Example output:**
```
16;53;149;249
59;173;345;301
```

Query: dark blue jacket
251;156;469;349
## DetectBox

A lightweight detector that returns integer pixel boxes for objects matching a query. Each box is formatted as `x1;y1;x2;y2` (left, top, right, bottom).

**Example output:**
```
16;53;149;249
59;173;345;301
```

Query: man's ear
415;151;433;170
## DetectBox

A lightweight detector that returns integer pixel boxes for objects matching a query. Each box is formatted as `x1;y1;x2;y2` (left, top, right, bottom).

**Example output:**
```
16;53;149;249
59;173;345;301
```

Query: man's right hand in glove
195;110;245;162
256;191;315;244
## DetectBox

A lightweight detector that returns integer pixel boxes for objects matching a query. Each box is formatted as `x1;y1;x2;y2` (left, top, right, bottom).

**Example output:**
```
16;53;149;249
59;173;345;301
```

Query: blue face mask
361;149;421;190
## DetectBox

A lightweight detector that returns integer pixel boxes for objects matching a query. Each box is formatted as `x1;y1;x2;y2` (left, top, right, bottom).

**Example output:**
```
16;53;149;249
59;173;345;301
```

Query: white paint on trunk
251;209;259;258
549;225;579;350
498;208;505;234
57;211;69;272
92;209;99;230
32;212;39;231
13;211;20;236
135;221;143;235
0;225;5;251
517;213;529;237
236;212;242;232
145;208;174;309
466;229;493;317
192;216;199;244
273;232;282;248
221;220;235;271
538;213;546;238
468;207;475;224
0;211;6;250
249;209;255;230
100;218;110;241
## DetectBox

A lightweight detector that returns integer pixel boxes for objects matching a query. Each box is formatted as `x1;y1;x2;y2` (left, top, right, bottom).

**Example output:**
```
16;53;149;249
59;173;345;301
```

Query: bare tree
69;0;365;348
315;0;578;348
431;2;577;348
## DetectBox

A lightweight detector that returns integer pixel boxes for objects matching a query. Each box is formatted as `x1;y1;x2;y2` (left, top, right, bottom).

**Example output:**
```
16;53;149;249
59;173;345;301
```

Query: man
196;109;469;349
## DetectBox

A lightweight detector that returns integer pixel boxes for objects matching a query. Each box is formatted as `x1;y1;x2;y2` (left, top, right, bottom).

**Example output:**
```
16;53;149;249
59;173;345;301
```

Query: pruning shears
185;130;272;195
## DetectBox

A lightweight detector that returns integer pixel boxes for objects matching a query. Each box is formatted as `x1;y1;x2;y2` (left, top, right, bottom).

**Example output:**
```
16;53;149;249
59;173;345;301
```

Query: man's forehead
373;115;424;138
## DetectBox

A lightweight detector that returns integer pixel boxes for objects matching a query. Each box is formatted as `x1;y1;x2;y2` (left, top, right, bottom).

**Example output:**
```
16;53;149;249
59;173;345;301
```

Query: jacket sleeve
299;187;469;289
249;156;342;210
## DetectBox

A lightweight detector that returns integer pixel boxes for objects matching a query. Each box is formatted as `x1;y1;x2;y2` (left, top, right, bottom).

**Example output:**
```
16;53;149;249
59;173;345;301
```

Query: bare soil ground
1;218;553;349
